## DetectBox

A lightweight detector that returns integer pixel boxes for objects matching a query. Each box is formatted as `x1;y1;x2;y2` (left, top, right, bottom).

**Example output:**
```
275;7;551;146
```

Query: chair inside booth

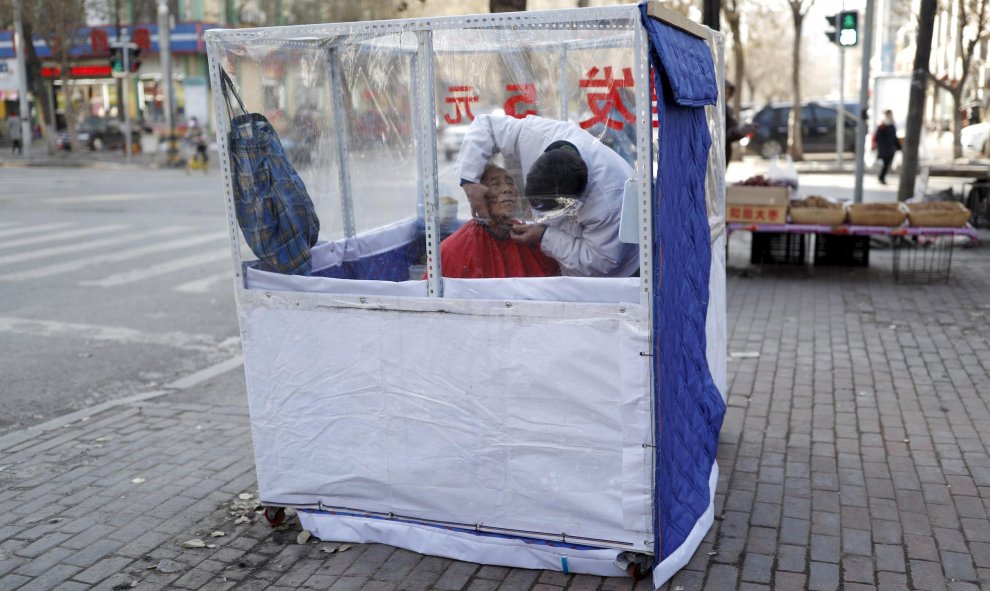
217;17;646;299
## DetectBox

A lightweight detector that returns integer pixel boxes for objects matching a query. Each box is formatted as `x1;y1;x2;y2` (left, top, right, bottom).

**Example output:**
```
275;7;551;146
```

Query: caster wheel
263;506;286;527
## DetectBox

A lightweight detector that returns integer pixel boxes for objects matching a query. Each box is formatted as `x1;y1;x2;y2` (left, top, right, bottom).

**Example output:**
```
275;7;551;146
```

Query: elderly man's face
481;168;520;222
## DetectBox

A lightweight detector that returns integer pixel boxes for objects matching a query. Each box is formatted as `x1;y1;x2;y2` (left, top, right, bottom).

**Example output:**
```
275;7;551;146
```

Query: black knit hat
525;141;588;210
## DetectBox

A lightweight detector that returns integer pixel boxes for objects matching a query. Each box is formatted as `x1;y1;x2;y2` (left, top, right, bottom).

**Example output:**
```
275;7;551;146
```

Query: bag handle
219;69;248;120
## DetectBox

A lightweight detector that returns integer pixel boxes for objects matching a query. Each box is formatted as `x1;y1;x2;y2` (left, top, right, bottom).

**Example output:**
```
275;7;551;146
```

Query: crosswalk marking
0;315;228;352
173;271;234;294
0;224;130;252
0;226;185;267
43;192;210;204
80;248;231;287
0;222;75;241
0;232;227;281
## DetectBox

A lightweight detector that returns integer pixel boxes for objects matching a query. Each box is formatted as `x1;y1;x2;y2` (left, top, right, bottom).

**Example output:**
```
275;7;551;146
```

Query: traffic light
838;10;858;46
128;46;142;73
109;46;124;74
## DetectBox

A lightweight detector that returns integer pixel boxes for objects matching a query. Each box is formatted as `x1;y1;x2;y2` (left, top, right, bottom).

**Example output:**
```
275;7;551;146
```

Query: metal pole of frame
414;30;442;297
327;48;356;239
633;22;653;307
558;46;569;120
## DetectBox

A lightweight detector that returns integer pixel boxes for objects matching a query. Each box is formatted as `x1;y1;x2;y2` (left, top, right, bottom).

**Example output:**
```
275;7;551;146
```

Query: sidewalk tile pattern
0;245;988;590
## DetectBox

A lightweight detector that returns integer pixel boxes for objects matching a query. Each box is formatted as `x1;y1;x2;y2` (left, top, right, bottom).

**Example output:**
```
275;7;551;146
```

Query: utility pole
122;32;132;164
852;0;875;203
837;27;845;168
13;0;31;158
158;0;178;165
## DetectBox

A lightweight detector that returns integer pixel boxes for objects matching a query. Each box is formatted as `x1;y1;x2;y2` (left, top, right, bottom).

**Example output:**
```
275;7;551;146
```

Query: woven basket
847;203;906;227
906;202;971;228
789;207;847;225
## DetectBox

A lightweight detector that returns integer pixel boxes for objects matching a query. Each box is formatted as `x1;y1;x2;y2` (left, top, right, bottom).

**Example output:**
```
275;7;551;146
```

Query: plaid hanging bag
220;69;320;275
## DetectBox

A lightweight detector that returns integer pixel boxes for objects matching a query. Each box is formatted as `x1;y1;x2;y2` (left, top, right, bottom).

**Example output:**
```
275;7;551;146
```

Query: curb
0;354;244;452
0;158;155;171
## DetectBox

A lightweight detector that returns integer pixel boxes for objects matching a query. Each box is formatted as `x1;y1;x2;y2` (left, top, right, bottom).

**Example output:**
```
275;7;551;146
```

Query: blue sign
0;22;218;60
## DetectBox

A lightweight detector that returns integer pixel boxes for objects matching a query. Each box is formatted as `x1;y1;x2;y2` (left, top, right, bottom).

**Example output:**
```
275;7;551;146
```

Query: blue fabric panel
313;239;424;282
639;10;717;107
640;4;727;561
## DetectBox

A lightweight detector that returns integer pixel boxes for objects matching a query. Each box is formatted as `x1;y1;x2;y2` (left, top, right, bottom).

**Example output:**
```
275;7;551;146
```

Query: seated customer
438;164;560;279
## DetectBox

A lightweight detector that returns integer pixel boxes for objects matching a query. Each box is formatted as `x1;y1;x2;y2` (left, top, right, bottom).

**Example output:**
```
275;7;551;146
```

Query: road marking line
80;249;231;287
0;224;129;252
43;191;216;204
0;225;183;267
0;222;75;240
0;315;231;351
0;231;227;281
173;270;233;294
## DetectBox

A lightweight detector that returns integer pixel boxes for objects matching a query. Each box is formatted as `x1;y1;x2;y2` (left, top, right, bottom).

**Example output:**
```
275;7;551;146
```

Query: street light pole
13;0;32;158
122;32;132;164
852;0;876;203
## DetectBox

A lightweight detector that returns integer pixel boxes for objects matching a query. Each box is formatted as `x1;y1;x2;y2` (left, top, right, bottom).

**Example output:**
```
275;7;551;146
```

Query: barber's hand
462;183;490;220
510;223;547;246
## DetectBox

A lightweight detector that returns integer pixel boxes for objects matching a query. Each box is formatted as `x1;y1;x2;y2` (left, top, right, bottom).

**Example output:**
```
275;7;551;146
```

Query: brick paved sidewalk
1;243;988;591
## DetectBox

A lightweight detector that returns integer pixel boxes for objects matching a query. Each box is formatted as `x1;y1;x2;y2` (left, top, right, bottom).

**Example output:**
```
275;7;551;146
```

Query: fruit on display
791;195;842;209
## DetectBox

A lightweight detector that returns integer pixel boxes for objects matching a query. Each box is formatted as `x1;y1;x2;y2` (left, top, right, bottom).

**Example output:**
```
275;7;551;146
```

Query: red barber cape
436;221;560;279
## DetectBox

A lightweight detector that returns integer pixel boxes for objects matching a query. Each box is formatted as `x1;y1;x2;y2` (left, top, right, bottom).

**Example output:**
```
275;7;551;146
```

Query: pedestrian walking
872;109;900;184
6;113;22;155
724;81;745;165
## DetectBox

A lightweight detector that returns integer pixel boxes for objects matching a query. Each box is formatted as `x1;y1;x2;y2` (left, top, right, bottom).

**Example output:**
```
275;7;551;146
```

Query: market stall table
727;222;979;283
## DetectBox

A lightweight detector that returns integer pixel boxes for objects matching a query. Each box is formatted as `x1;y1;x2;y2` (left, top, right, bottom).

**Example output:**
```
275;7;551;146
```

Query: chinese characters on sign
443;86;478;124
578;66;635;130
727;207;783;222
440;65;655;130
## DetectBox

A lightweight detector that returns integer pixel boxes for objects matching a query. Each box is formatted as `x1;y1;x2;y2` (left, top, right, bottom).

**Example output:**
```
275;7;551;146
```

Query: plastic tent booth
206;2;727;587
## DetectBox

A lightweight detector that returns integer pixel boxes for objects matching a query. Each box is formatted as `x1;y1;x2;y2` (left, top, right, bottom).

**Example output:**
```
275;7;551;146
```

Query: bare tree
928;0;990;159
722;0;745;115
785;0;815;160
741;6;792;103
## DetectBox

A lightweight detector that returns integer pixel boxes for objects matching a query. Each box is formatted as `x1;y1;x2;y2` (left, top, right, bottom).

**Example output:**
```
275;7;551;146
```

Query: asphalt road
0;166;240;436
0;154;973;437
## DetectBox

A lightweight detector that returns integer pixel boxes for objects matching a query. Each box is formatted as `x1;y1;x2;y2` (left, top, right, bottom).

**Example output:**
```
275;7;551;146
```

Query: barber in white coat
456;114;639;278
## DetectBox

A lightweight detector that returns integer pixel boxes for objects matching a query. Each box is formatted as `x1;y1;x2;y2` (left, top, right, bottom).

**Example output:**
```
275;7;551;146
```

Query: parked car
57;116;141;152
961;121;989;155
741;101;859;159
441;123;470;161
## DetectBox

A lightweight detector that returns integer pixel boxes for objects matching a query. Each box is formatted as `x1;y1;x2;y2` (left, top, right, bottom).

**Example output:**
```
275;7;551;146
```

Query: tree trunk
490;0;526;12
60;69;80;152
897;0;936;202
21;19;55;154
725;12;744;115
788;9;803;160
951;86;963;159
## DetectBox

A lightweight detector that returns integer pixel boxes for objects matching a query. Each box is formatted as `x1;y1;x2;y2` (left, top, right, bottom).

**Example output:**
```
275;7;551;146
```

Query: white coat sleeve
454;115;532;183
540;188;627;277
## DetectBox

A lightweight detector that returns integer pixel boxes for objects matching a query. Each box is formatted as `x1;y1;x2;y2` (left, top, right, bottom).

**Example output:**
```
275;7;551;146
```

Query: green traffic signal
838;10;858;46
109;47;124;72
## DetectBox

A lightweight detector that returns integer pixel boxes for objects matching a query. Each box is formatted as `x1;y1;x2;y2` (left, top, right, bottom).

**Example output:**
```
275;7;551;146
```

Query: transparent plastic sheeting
207;12;652;287
241;296;654;550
